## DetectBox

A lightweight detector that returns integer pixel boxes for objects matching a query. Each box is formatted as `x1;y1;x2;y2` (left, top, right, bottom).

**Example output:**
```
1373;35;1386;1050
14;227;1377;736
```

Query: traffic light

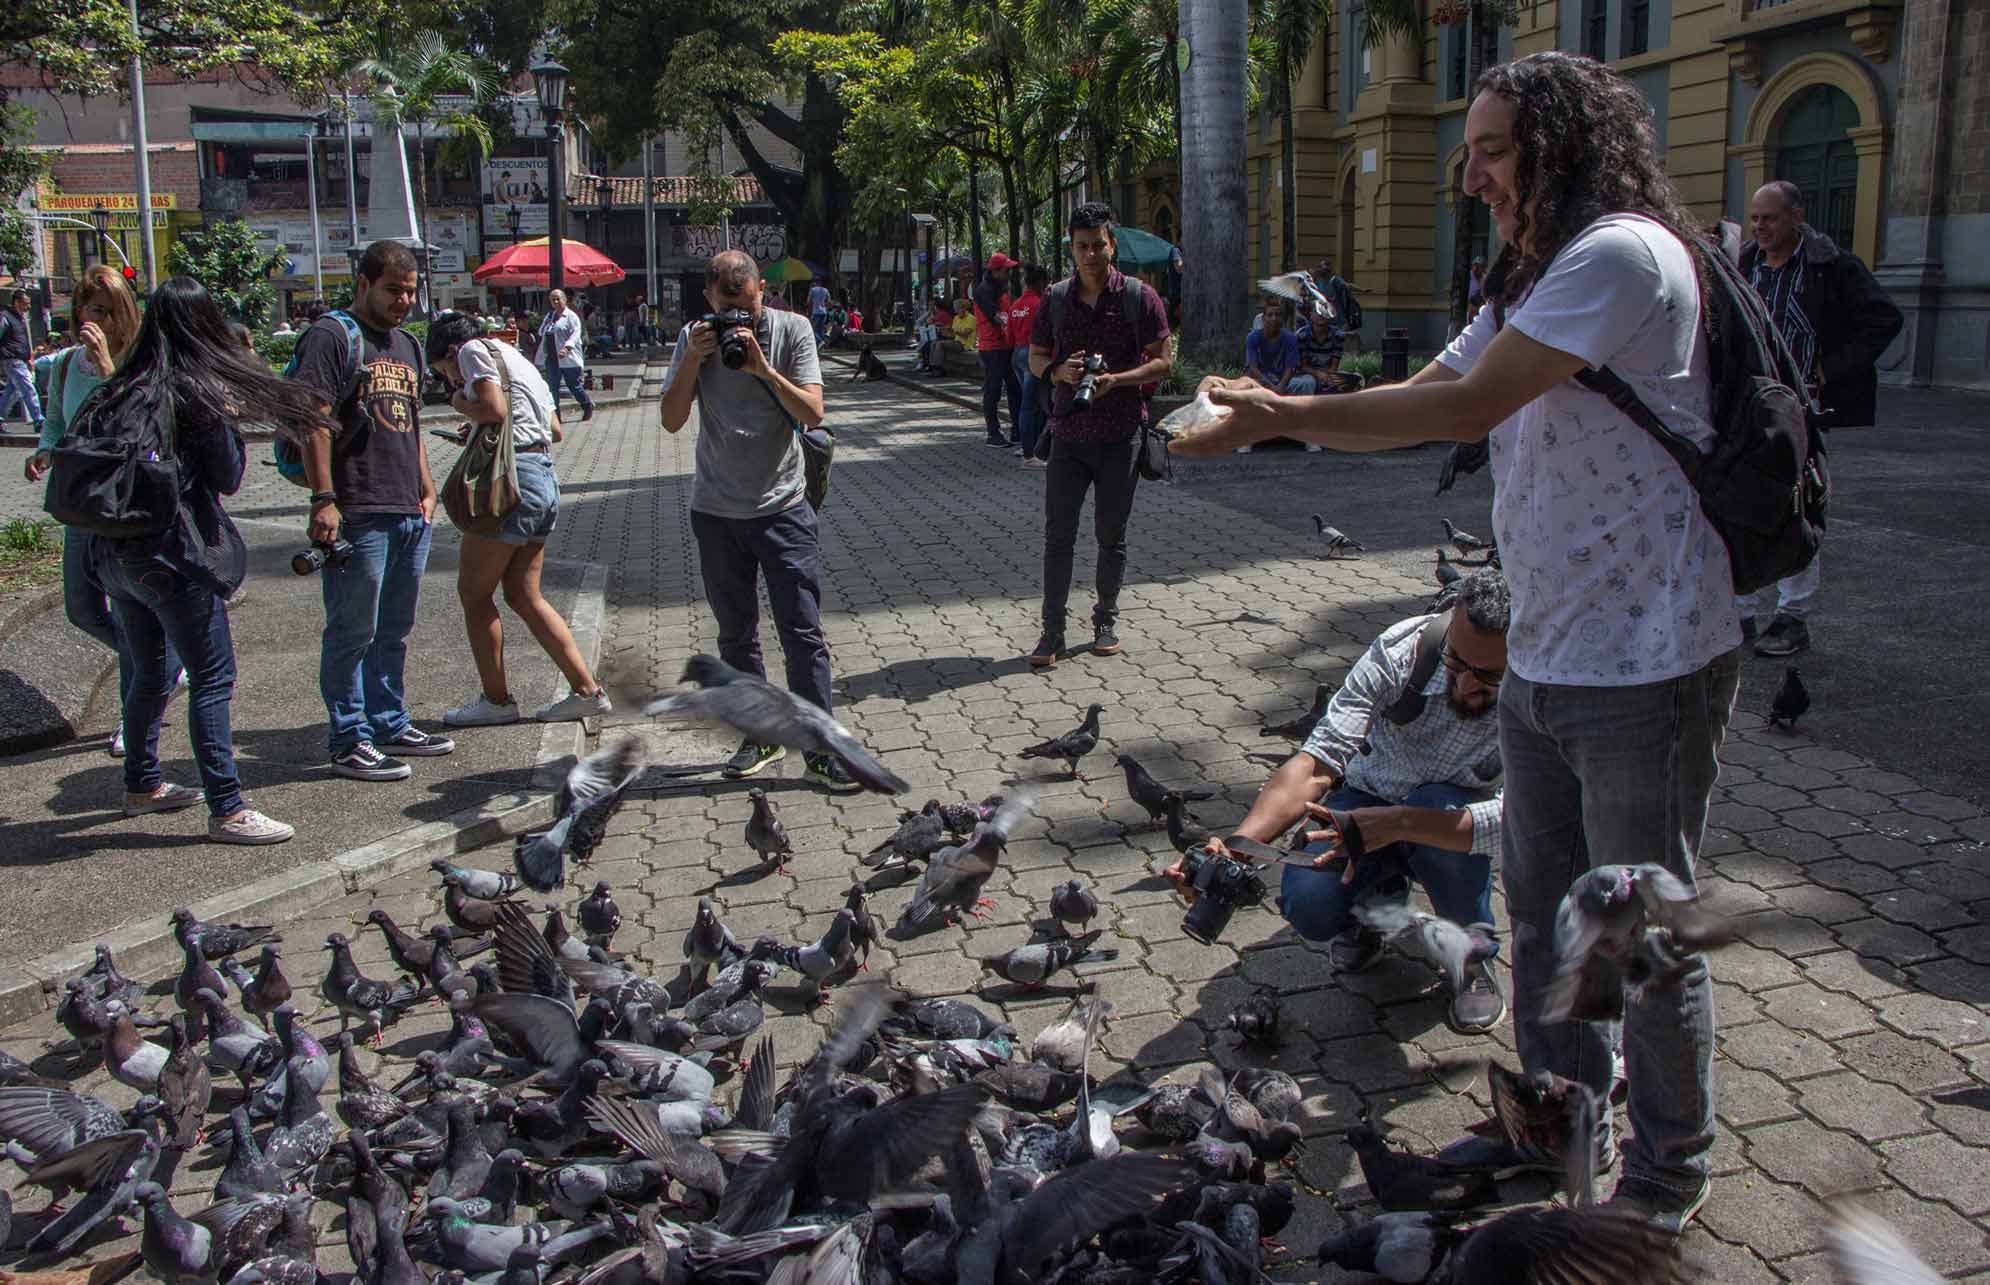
121;266;136;282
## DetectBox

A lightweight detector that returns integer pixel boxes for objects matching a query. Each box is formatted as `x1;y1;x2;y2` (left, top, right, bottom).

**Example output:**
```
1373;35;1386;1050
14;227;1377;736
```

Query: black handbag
44;392;182;539
1135;403;1172;484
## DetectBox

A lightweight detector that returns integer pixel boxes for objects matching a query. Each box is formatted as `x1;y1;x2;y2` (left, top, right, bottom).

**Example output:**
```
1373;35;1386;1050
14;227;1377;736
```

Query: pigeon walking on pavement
1226;987;1281;1046
863;800;950;872
980;928;1119;989
781;909;858;1004
1116;753;1215;825
577;882;621;948
1435;548;1463;587
1021;704;1102;779
643;654;909;793
514;737;648;893
1770;665;1810;731
318;934;420;1045
1261;683;1331;740
899;790;1035;931
842;884;880;969
1345;1123;1499;1212
429;859;523;901
170;909;278;961
1442;517;1492;556
681;897;741;990
744;787;794;873
1312;514;1365;557
1049;879;1100;936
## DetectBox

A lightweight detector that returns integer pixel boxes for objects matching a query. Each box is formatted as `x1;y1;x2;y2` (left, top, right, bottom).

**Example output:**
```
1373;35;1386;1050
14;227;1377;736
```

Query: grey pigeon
1435;547;1464;587
331;1032;407;1132
470;991;594;1086
940;796;1003;834
1443;517;1491;555
21;1114;161;1255
1316;1210;1469;1282
1048;879;1100;935
318;933;421;1043
514;736;648;892
429;1101;495;1200
245;1006;328;1122
157;1013;211;1150
1312;513;1365;556
1030;994;1112;1075
1020;704;1102;778
264;1053;335;1178
213;1107;282;1200
884;996;1014;1042
56;976;124;1050
682;896;742;987
170;909;278;960
139;1182;290;1285
1770;665;1810;730
953;1152;1194;1285
103;1004;169;1093
1233;1066;1302;1123
1544;863;1736;1023
237;945;292;1031
443;874;517;934
1226;986;1281;1046
744;786;793;872
644;654;910;793
1133;1080;1218;1142
782;908;857;1003
1261;683;1331;740
864;799;949;870
431;858;524;901
79;942;147;1011
1355;899;1499;997
1162;792;1214;856
577;881;621;947
420;1196;613;1273
685;947;782;1023
1115;753;1215;826
980;928;1119;989
0;1084;128;1169
173;932;229;1015
1345;1123;1497;1211
189;989;280;1093
1445;1205;1688;1281
364;910;451;994
1197;1066;1303;1163
900;790;1035;931
690;963;773;1058
842;884;880;969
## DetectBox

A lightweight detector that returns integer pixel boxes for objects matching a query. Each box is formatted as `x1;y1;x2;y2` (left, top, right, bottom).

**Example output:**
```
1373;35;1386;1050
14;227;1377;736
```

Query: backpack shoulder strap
1120;276;1145;331
1379;611;1451;726
53;347;75;412
1041;279;1071;349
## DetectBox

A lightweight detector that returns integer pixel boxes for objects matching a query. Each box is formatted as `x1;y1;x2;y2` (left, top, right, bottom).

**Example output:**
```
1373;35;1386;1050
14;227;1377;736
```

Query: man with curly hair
1169;51;1738;1233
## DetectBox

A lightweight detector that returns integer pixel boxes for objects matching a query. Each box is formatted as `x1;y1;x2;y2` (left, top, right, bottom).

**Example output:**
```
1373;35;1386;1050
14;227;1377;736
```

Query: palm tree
357;32;498;255
1255;0;1334;271
1180;0;1251;366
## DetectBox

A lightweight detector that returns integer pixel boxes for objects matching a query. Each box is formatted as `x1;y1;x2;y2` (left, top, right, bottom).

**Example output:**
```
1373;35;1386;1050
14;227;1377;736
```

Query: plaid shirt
1300;613;1505;856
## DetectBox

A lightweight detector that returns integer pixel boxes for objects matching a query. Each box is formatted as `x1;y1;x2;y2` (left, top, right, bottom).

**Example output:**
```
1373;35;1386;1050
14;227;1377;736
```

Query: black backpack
1497;220;1826;596
43;390;182;541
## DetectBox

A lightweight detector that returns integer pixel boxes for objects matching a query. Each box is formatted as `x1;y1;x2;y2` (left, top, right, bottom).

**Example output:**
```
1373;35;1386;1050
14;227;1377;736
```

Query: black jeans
1041;433;1141;635
980;349;1020;441
691;503;835;712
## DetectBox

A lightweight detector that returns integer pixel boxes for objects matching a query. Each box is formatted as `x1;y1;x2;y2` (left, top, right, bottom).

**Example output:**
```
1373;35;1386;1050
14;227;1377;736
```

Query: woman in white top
424;311;610;727
1169;52;1742;1230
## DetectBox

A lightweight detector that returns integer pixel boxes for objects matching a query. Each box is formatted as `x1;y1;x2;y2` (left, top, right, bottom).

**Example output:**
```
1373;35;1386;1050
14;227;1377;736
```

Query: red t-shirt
928;302;953;329
1007;290;1041;349
974;291;1012;351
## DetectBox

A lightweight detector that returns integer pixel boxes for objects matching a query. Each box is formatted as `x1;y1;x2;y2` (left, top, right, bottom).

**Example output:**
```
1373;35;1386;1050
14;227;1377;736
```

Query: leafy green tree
357;32;499;253
0;105;48;277
166;219;289;327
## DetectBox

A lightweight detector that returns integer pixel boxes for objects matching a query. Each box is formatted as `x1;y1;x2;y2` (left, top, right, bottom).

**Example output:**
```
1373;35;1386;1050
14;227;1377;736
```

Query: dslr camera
1177;844;1270;946
292;539;355;576
698;309;758;370
1069;352;1108;411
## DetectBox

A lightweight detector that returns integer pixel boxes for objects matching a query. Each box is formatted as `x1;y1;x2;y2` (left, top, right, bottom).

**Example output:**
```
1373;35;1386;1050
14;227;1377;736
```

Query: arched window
1774;84;1859;251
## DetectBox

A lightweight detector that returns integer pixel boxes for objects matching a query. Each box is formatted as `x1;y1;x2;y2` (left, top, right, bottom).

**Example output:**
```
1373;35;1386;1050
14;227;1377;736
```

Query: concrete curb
0;586;117;758
0;557;612;1027
0;584;63;652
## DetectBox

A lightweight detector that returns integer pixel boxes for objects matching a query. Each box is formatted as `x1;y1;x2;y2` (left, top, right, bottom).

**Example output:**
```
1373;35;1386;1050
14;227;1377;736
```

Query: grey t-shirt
665;309;823;519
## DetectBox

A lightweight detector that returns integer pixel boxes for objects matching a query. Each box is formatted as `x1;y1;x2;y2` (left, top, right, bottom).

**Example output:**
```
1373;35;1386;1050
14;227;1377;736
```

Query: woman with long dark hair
24;265;165;757
423;311;609;727
85;276;333;843
1170;52;1740;1231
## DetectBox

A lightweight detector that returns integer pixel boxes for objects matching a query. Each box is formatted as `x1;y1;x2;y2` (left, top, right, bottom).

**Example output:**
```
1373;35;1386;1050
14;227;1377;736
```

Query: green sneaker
723;739;787;780
804;752;863;793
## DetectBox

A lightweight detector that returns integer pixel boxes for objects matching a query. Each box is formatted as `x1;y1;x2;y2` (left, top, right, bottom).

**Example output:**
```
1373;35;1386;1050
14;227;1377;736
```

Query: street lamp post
306;113;327;302
595;175;614;251
506;203;523;315
531;55;569;297
88;205;110;271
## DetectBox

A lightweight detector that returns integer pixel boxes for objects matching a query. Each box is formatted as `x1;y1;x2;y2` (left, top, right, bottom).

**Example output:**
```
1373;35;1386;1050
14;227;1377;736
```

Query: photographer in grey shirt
659;249;853;791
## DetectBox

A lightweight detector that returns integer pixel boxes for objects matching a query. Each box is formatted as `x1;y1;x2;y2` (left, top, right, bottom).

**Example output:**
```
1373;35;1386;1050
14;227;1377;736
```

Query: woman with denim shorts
424;312;610;728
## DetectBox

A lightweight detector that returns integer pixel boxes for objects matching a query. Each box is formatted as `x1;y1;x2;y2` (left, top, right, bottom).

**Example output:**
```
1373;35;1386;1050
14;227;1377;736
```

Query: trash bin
1382;328;1410;383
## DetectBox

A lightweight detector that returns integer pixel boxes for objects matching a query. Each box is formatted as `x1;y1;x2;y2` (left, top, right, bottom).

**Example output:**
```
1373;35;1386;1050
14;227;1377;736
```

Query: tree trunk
1020;137;1038;264
1280;73;1298;270
968;160;984;271
1048;137;1063;275
1180;0;1250;366
1168;34;1185;214
1000;155;1021;256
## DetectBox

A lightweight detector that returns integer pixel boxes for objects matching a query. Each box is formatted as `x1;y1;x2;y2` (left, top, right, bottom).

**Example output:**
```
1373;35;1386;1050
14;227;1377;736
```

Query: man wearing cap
973;253;1021;447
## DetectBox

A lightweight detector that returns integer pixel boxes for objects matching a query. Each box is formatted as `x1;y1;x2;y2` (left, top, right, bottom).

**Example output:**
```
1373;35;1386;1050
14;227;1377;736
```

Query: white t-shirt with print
456;338;557;448
1437;213;1740;687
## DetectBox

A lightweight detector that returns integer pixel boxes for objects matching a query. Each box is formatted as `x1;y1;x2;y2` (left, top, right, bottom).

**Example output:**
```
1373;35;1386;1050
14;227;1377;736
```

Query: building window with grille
1625;0;1650;55
1349;0;1371;108
1583;0;1609;58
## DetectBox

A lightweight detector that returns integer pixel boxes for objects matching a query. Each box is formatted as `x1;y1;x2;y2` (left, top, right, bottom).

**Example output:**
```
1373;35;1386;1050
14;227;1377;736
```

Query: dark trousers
691;504;835;712
542;353;594;416
1041;433;1141;634
980;348;1020;442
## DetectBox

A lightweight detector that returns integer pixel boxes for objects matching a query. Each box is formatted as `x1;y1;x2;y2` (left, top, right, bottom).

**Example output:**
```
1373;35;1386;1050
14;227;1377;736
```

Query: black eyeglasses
1441;642;1505;687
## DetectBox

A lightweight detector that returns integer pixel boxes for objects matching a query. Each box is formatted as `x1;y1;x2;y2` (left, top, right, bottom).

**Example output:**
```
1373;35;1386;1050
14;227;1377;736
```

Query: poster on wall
427;213;471;271
668;223;786;265
482;159;550;237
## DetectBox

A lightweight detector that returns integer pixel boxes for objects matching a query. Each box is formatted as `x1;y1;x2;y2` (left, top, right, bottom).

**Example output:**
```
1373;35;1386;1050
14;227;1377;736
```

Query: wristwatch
309;490;338;507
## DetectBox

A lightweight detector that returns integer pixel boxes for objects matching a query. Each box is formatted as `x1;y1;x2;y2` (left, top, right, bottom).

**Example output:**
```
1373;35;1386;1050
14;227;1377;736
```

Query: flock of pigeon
0;640;1903;1284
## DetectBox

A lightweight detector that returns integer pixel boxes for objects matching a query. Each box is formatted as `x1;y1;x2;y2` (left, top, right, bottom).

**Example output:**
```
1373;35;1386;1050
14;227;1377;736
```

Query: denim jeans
320;513;431;755
1041;433;1140;634
63;526;166;716
1500;651;1740;1194
99;556;243;817
1286;374;1320;395
1277;782;1497;940
1013;348;1045;458
542;353;594;416
980;349;1019;441
691;504;834;713
2;358;43;426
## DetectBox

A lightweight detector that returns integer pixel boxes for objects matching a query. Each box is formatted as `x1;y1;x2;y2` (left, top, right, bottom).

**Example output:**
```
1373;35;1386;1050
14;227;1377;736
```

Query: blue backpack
274;310;363;486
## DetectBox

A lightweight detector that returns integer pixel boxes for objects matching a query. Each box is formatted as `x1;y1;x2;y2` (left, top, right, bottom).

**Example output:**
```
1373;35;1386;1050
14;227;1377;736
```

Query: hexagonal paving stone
1881;1130;1990;1216
1792;1071;1930;1140
1694;1172;1827;1261
1718;1021;1843;1081
1741;1116;1881;1195
1836;1031;1972;1093
1758;983;1880;1040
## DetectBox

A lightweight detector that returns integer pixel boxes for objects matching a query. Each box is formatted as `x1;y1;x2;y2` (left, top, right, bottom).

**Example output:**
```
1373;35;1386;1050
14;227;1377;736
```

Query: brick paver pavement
4;378;1987;1280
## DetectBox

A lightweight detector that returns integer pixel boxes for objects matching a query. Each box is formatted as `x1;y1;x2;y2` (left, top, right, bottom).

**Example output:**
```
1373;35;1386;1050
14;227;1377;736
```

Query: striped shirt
1300;613;1505;856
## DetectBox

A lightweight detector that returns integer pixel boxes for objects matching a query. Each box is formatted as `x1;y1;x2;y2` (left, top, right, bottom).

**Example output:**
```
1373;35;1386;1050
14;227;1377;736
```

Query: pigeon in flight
1312;514;1365;557
644;654;909;793
514;737;647;893
1258;271;1336;324
1354;900;1499;998
1544;864;1737;1023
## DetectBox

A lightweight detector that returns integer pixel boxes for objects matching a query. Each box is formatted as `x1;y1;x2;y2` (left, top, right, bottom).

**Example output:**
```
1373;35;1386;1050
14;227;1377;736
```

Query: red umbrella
473;237;626;287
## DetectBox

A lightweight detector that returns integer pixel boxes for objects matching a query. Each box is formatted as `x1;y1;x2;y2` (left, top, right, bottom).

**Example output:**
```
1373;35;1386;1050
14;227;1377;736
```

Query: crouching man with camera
1025;202;1172;667
660;250;856;791
1166;569;1512;1036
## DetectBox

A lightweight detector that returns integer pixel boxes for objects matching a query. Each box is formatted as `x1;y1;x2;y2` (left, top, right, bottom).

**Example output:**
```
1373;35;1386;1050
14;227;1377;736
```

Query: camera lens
1182;896;1234;947
720;336;749;370
291;547;325;576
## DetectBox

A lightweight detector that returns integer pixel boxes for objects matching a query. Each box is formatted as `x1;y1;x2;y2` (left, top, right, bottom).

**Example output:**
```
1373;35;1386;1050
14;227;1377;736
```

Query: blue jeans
99;555;243;817
690;504;833;713
64;526;167;716
1276;782;1496;941
542;354;593;416
3;358;43;426
320;513;431;755
1499;652;1740;1194
1013;348;1044;457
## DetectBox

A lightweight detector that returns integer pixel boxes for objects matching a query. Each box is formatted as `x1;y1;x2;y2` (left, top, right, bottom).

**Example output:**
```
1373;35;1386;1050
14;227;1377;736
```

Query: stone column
1872;0;1952;386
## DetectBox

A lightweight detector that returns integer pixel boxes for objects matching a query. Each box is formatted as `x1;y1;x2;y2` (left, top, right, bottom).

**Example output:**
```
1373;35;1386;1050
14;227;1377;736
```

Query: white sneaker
444;695;522;727
209;808;294;845
534;689;613;722
167;668;188;702
124;782;204;817
108;725;125;758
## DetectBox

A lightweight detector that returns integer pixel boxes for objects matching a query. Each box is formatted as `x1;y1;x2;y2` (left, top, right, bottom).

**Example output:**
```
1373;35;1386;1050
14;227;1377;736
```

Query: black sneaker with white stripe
380;726;456;757
331;741;412;781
